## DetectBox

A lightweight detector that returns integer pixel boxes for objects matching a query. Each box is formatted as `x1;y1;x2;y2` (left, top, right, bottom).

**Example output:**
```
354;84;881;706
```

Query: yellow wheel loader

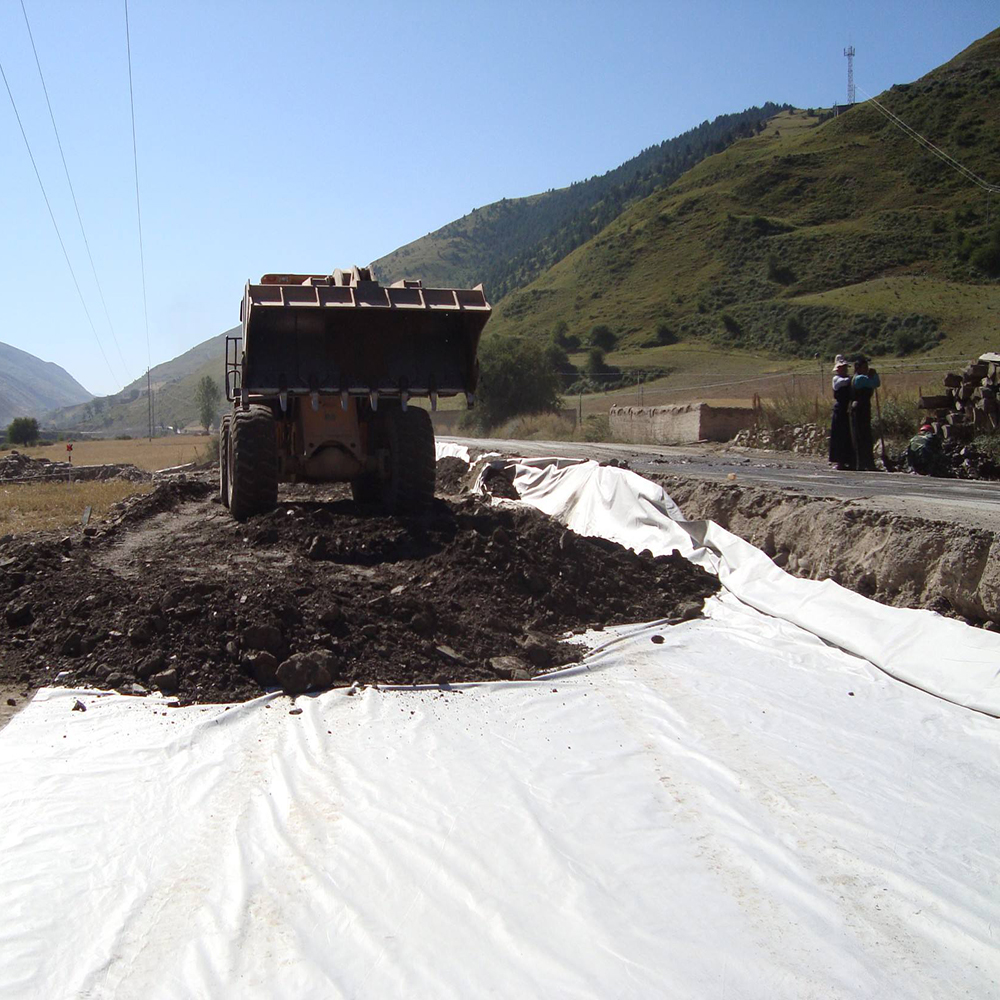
220;267;490;520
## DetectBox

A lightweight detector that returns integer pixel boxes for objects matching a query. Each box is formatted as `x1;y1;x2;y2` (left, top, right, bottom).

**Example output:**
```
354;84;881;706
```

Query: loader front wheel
383;405;435;513
219;414;231;508
228;405;278;521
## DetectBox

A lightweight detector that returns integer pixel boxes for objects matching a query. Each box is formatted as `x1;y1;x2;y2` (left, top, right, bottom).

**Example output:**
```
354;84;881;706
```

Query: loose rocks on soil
0;460;719;704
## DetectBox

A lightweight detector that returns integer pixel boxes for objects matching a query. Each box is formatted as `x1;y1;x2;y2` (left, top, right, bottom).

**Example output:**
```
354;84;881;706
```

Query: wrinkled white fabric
504;457;1000;717
2;454;999;998
434;440;471;463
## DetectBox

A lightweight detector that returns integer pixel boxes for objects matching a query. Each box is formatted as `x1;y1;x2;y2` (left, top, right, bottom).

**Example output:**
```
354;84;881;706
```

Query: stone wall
609;403;754;445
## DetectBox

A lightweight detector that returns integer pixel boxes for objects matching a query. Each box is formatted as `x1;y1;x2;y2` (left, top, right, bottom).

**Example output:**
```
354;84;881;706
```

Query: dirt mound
479;464;520;499
0;478;718;705
105;479;211;528
435;456;470;494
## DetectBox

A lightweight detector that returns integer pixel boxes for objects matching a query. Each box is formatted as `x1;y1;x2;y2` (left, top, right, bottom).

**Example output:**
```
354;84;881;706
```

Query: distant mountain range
48;328;237;435
0;341;92;428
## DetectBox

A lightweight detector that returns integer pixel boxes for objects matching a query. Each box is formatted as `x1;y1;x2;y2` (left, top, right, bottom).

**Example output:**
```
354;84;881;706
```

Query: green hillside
49;328;236;435
372;104;789;299
488;29;1000;377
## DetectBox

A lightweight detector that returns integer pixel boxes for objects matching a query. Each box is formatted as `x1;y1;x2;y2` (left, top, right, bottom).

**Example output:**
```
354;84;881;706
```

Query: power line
123;0;153;437
0;55;121;390
856;84;1000;195
19;0;133;385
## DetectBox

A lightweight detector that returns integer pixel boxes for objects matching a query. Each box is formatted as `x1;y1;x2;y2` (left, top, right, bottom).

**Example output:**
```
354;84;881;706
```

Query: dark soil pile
0;470;718;705
480;464;520;499
435;456;470;494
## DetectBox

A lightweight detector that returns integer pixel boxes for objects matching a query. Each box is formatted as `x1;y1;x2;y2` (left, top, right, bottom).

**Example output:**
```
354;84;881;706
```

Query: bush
970;235;1000;278
873;391;920;442
6;417;39;446
654;321;677;345
766;253;795;285
589;324;617;351
582;414;612;442
642;321;678;348
786;314;808;343
496;412;577;441
469;335;561;431
586;347;610;374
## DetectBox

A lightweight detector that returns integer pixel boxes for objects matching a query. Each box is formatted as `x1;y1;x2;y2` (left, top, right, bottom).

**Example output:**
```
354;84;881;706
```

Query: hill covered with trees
372;103;789;300
486;28;1000;370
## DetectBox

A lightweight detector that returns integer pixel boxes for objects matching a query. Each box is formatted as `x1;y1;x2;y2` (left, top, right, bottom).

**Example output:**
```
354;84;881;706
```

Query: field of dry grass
3;436;215;471
0;480;154;536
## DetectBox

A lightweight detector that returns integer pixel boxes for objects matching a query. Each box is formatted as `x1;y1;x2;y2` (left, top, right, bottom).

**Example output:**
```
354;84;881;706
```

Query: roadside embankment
659;475;1000;627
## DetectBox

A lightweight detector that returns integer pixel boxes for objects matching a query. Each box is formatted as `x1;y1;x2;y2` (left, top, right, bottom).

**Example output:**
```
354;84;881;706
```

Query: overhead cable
123;0;154;436
856;83;1000;194
19;0;133;382
0;55;121;389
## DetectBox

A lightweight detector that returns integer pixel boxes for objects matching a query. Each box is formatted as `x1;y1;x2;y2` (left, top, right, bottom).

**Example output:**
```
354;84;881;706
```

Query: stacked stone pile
918;353;999;441
731;423;827;455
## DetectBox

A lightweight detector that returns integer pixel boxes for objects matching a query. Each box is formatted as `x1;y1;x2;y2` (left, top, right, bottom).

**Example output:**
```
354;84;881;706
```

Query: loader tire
383;405;435;513
219;414;231;508
228;404;278;521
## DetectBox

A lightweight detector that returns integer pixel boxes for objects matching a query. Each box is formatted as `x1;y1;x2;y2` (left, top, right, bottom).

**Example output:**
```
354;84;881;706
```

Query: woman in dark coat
829;355;854;470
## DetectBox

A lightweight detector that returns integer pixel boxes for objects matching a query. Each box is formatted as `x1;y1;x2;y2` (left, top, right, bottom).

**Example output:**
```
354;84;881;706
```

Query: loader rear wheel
219;414;231;508
383;405;435;513
228;404;278;521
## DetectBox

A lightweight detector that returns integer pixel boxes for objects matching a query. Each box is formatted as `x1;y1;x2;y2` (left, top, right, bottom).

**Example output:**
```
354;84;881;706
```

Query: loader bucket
240;271;491;401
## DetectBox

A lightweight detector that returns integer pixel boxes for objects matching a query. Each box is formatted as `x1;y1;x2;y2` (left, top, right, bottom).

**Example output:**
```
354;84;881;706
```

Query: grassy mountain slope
372;104;789;300
0;341;92;427
488;29;1000;377
49;328;236;435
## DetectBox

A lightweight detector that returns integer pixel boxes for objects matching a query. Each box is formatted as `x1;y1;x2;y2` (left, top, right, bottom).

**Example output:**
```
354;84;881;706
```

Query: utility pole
146;367;152;441
844;46;856;105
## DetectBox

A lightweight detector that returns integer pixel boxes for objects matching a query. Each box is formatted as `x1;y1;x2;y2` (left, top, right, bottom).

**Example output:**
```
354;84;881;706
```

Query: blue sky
1;0;996;395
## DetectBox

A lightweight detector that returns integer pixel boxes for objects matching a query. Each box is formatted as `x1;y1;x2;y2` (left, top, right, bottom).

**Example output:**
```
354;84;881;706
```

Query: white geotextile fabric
434;439;471;463
503;457;1000;717
2;452;999;998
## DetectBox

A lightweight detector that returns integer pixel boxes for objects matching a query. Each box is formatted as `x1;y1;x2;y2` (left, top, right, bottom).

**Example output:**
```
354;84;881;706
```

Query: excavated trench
658;475;1000;628
0;460;718;710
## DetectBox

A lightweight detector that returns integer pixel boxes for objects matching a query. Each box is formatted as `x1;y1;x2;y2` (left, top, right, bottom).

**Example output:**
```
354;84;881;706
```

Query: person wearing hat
850;356;881;471
906;422;946;476
828;354;854;470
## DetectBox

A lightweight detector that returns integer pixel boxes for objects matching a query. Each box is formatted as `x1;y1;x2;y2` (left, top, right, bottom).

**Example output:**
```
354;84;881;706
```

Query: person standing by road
828;355;854;470
850;356;881;471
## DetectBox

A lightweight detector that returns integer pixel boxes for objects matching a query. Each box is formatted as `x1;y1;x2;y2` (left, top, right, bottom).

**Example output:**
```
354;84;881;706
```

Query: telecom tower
844;46;856;105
